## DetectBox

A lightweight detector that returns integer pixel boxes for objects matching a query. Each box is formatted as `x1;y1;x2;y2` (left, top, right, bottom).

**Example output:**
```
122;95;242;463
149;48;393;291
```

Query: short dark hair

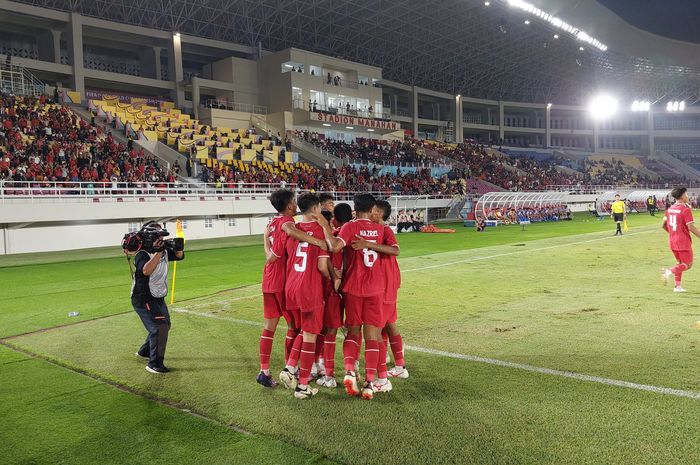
375;200;392;222
297;192;320;213
319;193;334;204
321;210;333;222
334;203;353;225
269;189;295;213
353;193;376;213
671;186;687;200
614;194;620;198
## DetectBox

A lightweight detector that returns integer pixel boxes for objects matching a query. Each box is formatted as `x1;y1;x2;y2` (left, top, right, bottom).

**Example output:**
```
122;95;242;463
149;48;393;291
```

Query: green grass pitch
2;213;700;464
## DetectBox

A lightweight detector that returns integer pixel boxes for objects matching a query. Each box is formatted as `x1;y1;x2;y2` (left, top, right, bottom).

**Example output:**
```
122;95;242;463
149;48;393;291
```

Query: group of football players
256;189;408;400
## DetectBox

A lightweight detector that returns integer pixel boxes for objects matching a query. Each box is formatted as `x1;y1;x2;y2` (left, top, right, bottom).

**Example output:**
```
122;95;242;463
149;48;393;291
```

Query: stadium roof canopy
17;0;700;105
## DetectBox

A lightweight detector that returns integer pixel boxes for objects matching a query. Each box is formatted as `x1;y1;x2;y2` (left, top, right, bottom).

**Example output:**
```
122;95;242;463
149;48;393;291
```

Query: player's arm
351;235;400;256
317;256;331;279
661;216;669;232
282;222;327;251
263;225;277;264
310;212;343;252
688;223;700;238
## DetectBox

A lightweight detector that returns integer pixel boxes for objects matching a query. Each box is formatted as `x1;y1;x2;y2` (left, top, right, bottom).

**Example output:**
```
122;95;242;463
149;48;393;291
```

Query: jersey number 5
294;242;308;272
363;240;378;268
669;214;678;232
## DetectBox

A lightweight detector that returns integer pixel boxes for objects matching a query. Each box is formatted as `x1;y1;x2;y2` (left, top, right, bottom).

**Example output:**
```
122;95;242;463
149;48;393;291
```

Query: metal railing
544;184;676;192
0;180;455;203
293;99;391;121
0;180;295;203
0;60;44;96
203;99;268;115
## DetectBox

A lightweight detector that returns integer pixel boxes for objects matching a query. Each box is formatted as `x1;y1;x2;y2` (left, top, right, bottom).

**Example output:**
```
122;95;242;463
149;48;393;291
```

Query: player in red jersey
353;200;407;394
323;193;400;400
662;187;700;293
316;203;353;388
256;189;327;388
278;193;333;399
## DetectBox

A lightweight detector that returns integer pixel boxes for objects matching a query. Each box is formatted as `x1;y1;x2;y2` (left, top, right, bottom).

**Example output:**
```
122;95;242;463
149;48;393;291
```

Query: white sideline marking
181;228;658;310
171;308;700;401
402;229;656;273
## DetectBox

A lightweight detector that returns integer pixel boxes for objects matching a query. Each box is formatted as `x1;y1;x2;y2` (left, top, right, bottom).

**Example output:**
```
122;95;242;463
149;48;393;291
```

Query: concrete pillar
38;29;61;64
67;13;85;95
454;95;463;144
191;76;201;120
545;104;551;148
390;94;398;116
411;86;418;137
647;110;655;158
153;47;162;81
169;33;185;108
498;101;505;143
593;119;600;152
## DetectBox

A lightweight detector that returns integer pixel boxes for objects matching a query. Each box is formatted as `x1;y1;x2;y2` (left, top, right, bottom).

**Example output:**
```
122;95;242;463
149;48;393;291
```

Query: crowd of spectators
0;93;175;187
481;205;572;224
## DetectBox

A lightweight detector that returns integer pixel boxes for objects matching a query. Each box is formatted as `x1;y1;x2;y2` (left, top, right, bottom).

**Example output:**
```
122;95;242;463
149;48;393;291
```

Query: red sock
355;332;363;362
364;340;379;383
389;334;405;367
377;336;388;379
286;333;303;368
343;333;361;372
259;329;275;371
284;329;298;362
314;332;325;363
298;341;316;386
323;333;337;377
671;263;689;286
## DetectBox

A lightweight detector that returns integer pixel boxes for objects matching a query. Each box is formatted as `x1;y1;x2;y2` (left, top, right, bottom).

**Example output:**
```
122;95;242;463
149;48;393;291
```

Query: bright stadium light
553;34;559;39
484;1;490;5
322;123;331;127
589;95;618;120
631;100;651;112
498;0;608;51
667;101;686;112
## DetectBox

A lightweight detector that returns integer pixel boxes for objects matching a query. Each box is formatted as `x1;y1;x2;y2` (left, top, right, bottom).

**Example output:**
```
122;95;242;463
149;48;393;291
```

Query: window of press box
281;61;304;73
309;65;322;77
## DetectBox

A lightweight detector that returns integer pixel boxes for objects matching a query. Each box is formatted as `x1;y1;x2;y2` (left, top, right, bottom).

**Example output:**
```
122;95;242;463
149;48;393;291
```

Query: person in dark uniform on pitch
611;194;627;236
130;222;185;373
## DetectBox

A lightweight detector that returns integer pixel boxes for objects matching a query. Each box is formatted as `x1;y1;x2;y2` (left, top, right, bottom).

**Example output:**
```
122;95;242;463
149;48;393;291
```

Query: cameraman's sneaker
279;368;298;390
256;371;277;388
294;385;318;399
388;366;409;379
135;351;149;359
146;363;169;374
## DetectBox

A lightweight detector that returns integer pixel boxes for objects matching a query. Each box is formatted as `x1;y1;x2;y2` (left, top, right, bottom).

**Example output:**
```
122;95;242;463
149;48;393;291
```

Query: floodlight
631;101;639;112
680;101;686;111
484;1;490;5
589;95;618;120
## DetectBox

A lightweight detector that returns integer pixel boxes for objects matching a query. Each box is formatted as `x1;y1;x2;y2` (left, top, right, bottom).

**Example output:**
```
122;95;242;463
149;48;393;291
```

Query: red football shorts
344;293;383;327
383;301;398;325
673;249;693;265
324;293;344;329
301;307;324;335
263;292;285;319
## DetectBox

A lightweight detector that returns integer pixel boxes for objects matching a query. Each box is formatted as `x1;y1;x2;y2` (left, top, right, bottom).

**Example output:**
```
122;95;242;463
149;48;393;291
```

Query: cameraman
130;223;184;374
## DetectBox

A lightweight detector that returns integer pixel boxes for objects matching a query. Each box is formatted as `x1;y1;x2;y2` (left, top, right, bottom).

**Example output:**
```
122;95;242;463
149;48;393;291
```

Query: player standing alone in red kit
662;187;700;293
256;189;327;388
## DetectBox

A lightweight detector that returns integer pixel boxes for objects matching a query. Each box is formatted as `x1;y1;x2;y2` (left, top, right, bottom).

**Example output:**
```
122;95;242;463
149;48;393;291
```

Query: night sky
598;0;700;43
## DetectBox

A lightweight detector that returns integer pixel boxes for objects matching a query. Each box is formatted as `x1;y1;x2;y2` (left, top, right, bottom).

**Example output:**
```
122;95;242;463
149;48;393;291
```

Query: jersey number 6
363;240;378;268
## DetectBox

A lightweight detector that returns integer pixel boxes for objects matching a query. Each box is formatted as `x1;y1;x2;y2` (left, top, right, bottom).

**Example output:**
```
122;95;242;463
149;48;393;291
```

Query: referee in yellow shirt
611;194;626;236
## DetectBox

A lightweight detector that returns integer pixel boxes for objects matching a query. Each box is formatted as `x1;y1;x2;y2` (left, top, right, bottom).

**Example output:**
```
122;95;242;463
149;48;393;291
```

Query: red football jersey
323;227;344;297
666;203;694;251
382;225;401;301
285;221;329;312
262;215;294;293
338;218;389;297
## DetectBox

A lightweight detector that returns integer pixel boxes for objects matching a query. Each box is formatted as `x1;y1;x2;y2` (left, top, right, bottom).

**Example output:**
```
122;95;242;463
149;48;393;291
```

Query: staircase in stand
0;61;44;96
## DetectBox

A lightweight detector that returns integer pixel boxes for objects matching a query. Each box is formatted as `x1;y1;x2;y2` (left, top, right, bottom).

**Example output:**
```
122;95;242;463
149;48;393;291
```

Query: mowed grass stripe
8;311;700;465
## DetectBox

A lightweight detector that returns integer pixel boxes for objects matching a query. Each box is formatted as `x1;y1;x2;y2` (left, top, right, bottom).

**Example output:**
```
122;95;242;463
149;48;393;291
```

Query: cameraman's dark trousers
134;298;171;366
